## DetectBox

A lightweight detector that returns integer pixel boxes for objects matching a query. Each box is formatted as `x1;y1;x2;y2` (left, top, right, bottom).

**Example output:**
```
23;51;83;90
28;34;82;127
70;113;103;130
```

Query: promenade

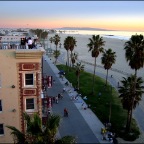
44;53;144;143
43;55;109;143
43;33;144;143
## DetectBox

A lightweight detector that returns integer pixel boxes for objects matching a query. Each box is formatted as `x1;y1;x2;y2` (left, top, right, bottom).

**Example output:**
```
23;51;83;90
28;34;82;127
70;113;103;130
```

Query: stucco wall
0;49;42;143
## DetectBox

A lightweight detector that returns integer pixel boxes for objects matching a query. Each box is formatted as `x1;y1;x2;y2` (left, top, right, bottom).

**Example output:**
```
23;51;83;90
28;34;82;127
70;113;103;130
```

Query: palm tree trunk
128;109;133;131
127;69;137;132
135;69;137;77
77;75;80;89
106;69;108;86
92;57;96;94
55;45;58;64
70;51;72;67
67;50;69;72
126;110;131;132
127;72;137;132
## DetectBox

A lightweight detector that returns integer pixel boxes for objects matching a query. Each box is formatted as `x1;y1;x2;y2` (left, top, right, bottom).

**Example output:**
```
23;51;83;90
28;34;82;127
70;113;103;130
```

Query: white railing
0;43;42;50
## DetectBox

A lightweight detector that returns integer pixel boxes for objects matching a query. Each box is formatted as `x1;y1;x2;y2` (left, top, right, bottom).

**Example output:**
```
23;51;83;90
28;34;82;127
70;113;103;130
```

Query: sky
0;1;144;31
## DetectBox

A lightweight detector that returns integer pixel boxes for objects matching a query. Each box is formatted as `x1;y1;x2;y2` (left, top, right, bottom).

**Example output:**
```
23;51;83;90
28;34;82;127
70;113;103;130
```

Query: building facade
0;46;45;143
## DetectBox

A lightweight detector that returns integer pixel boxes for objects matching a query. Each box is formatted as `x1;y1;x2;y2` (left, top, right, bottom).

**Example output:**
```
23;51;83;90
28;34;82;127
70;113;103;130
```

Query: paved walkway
43;54;144;143
43;55;110;143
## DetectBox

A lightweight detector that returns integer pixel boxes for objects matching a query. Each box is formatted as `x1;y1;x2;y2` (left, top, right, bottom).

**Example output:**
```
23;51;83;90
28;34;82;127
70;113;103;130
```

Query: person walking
63;87;66;93
55;96;58;104
64;108;68;117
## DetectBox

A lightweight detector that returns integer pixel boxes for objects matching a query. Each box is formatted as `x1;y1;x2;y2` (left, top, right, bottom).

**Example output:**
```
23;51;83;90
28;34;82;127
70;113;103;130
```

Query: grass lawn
56;64;140;141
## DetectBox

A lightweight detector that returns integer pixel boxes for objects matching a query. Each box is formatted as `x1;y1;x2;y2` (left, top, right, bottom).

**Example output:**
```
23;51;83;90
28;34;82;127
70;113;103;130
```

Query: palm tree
6;113;76;144
71;52;78;67
87;35;105;94
32;29;43;41
124;34;144;77
118;75;144;132
64;36;71;70
124;34;144;131
74;62;84;90
41;31;48;40
53;34;60;64
69;37;77;67
53;50;61;64
55;136;76;144
7;112;43;144
101;48;116;86
43;114;61;143
49;37;53;48
6;126;26;143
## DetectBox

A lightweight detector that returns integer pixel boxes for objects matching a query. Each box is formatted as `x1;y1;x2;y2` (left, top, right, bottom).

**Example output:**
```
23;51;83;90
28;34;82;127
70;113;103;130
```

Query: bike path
43;55;107;143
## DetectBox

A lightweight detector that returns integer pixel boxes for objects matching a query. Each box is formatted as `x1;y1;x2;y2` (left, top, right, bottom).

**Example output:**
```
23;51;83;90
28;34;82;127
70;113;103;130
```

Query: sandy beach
47;33;144;80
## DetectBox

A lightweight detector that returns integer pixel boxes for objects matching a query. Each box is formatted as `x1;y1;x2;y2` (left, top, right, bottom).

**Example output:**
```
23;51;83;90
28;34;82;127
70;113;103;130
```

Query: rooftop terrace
0;35;40;50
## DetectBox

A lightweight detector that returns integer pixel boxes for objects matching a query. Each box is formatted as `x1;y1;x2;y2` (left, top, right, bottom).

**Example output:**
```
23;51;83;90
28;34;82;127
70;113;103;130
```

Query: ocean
58;30;144;40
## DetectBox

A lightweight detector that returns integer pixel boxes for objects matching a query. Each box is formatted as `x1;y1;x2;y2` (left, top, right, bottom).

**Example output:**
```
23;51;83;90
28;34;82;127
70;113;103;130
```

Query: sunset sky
0;1;144;31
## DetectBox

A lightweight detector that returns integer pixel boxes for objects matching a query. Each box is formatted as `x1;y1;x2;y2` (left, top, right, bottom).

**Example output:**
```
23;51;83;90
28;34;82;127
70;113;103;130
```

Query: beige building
0;40;45;143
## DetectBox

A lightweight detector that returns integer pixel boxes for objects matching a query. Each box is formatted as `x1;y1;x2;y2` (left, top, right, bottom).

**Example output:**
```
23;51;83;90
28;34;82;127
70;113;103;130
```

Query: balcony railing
0;42;42;50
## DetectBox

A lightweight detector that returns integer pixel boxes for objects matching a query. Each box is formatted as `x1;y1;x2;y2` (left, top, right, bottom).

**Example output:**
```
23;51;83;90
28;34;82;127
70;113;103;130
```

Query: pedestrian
58;93;61;99
63;87;66;93
70;94;74;101
53;97;56;103
81;103;84;109
70;83;72;87
47;109;51;115
64;108;68;117
61;75;64;81
27;37;33;49
65;81;69;86
108;132;113;142
55;96;58;104
60;93;63;99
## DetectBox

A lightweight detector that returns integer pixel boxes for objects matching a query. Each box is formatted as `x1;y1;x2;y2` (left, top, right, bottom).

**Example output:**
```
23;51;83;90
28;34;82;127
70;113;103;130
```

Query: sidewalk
43;55;110;143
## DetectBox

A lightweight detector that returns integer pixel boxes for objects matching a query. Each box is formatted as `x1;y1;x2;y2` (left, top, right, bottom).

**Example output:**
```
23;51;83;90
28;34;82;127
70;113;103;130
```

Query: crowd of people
20;37;38;49
101;122;118;144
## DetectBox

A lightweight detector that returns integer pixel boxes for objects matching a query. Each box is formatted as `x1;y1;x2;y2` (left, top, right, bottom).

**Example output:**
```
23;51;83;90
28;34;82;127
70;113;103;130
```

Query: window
26;98;34;110
25;74;34;86
0;124;4;135
0;100;2;112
